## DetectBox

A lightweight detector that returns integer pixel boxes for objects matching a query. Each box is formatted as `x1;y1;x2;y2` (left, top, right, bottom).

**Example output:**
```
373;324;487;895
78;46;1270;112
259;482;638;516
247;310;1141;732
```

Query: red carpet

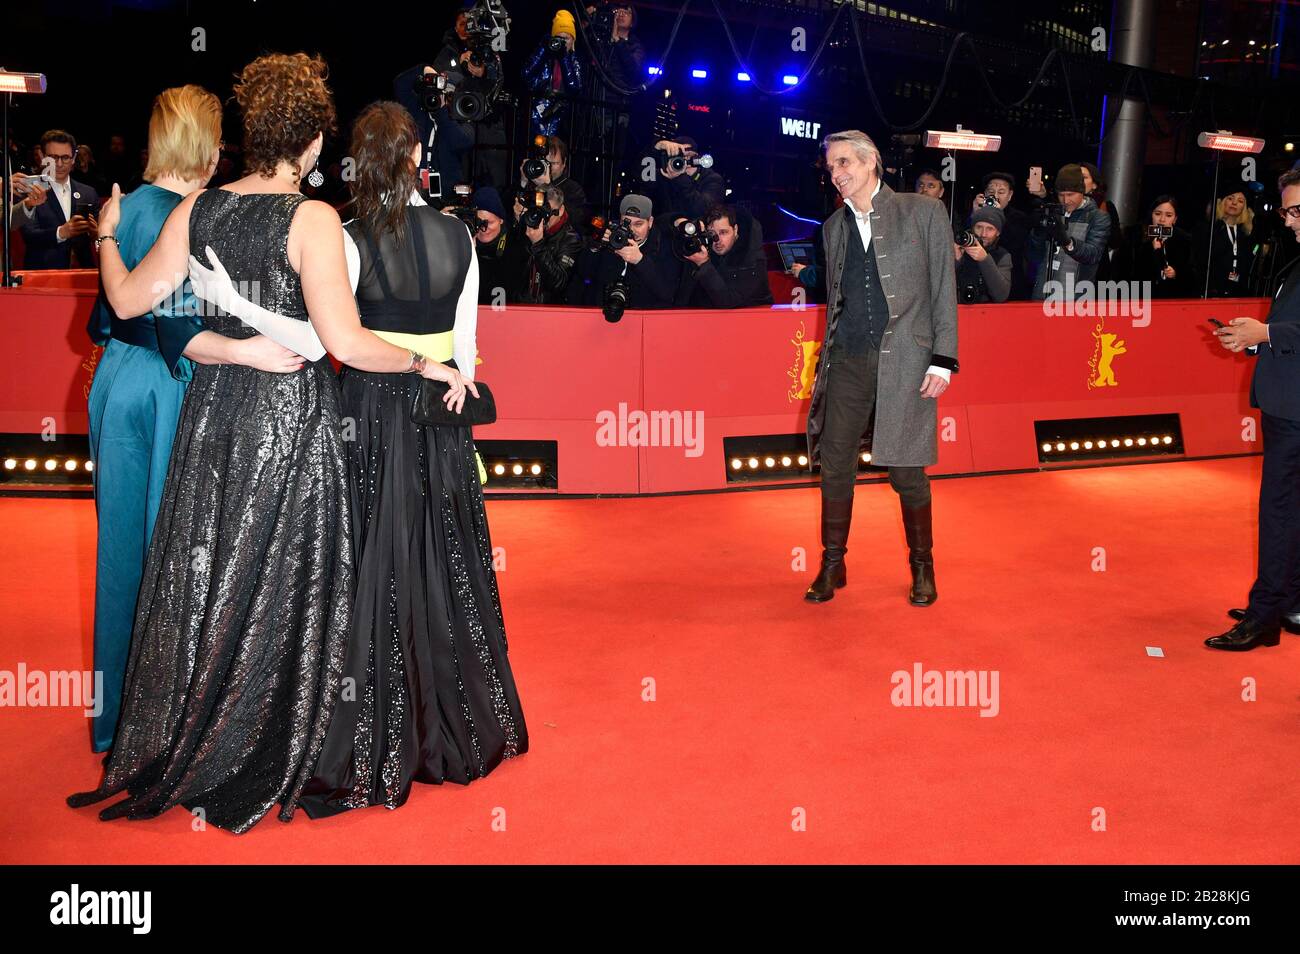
3;457;1298;864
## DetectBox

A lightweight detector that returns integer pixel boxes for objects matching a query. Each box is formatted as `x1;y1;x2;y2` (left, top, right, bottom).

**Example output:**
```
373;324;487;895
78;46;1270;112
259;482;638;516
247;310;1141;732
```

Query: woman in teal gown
85;85;306;752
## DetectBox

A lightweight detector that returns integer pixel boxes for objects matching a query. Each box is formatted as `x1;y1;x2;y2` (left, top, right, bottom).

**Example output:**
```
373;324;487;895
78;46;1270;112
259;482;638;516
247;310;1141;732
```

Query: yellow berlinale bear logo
1087;323;1126;389
788;321;822;401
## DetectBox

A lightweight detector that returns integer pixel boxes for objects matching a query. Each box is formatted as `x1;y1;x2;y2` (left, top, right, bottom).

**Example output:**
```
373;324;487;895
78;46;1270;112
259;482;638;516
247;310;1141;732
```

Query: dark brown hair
1279;170;1300;193
40;129;77;153
232;53;337;180
348;101;419;245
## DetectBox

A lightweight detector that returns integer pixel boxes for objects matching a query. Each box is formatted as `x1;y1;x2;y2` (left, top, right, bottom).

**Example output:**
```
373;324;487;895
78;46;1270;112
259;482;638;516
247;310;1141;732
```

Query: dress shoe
901;500;937;606
805;496;853;602
1227;607;1300;634
1205;617;1281;651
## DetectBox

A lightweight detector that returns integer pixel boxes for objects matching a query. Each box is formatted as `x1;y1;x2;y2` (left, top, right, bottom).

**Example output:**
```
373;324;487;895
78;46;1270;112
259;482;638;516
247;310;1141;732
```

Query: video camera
446;184;488;234
1037;201;1066;233
673;217;716;257
464;0;511;68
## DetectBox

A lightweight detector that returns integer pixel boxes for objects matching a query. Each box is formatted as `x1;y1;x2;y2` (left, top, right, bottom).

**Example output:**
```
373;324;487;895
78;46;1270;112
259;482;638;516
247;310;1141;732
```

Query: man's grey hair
821;129;884;180
545;185;565;209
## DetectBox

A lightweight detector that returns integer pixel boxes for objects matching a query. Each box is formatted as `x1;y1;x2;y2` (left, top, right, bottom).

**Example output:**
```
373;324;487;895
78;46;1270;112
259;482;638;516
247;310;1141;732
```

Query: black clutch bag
410;361;496;426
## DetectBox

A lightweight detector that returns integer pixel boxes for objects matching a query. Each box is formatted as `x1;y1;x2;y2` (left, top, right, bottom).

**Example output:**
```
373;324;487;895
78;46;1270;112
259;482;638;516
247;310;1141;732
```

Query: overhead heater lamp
1;69;49;288
924;130;1002;152
1196;132;1265;154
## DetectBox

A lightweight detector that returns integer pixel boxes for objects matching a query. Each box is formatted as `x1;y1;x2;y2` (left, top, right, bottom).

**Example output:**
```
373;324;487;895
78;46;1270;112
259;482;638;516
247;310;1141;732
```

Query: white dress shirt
843;181;950;384
52;178;73;241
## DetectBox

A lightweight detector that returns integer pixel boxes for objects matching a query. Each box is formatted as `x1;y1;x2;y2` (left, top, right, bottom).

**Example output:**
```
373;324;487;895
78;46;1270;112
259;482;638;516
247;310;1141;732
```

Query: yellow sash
370;330;487;486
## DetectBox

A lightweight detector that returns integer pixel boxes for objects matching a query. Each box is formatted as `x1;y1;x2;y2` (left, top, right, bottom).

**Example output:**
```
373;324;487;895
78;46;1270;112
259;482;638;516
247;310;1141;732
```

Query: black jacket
649;164;727;223
1194;218;1255;298
474;226;530;305
523;214;583;304
1251;261;1300;420
570;223;681;309
675;210;773;308
1116;225;1197;298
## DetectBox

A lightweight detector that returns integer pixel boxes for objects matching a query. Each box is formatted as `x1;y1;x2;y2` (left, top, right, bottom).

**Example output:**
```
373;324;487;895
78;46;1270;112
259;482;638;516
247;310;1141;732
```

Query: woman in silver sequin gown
296;103;527;817
67;55;473;834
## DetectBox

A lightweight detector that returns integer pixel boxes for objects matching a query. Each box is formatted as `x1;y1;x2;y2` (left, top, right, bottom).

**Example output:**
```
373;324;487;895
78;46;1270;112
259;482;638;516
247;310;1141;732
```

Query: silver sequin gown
68;190;354;834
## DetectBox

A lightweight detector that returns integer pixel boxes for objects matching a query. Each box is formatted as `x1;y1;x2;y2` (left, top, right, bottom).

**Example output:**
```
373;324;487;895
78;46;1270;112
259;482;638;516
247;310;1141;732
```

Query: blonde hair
1215;193;1254;233
143;85;223;184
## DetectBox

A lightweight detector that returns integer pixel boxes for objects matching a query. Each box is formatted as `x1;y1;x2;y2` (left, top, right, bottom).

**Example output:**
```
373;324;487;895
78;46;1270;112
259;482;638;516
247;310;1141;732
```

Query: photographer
433;4;509;190
1116;195;1197;298
674;205;774;309
519;134;587;227
647;135;726;222
584;3;646;103
1027;163;1112;300
953;205;1012;304
515;184;582;304
569;193;680;309
978;171;1031;299
393;64;473;202
460;186;529;305
523;12;584;138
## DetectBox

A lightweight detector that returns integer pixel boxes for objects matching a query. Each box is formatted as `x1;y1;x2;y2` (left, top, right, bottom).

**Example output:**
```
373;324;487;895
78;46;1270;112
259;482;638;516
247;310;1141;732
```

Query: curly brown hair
232;52;337;180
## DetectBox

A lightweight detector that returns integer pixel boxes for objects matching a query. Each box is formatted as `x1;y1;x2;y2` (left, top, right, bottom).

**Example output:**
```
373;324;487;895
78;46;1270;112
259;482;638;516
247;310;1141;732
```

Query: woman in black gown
296;102;527;817
67;55;473;834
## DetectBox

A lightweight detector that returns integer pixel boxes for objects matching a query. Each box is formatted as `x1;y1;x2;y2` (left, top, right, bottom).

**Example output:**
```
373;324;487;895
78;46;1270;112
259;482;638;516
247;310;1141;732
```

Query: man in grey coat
804;130;959;605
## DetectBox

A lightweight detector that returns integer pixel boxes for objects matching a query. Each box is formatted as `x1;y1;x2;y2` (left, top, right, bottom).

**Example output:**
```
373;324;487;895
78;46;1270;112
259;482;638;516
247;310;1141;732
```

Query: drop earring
307;155;324;188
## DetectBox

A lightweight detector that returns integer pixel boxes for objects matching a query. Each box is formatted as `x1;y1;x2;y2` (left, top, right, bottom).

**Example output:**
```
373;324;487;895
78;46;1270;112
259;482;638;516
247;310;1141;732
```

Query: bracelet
94;234;118;251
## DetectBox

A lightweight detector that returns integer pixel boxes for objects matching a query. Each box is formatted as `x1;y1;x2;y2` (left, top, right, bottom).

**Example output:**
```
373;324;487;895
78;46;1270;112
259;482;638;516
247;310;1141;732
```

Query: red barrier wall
0;272;1269;494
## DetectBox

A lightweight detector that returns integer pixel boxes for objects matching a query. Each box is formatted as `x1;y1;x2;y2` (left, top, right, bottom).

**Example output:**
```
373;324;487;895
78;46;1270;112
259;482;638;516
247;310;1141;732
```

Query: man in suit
20;129;100;269
1208;169;1300;650
804;129;958;605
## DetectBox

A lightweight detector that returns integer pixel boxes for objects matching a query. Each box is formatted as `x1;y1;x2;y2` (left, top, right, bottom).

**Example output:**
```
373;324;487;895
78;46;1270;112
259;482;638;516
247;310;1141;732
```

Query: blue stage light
782;75;799;86
691;68;708;79
736;71;751;82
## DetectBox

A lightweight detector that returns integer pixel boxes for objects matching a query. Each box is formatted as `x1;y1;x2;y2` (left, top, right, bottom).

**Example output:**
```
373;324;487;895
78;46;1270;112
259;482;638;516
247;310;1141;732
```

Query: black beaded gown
297;207;527;818
67;190;354;834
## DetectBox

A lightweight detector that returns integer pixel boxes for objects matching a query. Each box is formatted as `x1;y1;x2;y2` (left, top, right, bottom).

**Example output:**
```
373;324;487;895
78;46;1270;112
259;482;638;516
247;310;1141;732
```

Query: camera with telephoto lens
446;184;488;234
673;217;716;257
522;135;550;182
1145;225;1174;239
604;217;636;250
546;34;567;55
416;70;459;112
603;278;630;323
658;147;714;174
954;228;980;249
517;187;555;230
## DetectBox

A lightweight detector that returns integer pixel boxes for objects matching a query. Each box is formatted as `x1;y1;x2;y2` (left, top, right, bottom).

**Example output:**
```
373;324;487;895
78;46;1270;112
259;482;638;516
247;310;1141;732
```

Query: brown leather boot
901;500;937;606
805;495;853;602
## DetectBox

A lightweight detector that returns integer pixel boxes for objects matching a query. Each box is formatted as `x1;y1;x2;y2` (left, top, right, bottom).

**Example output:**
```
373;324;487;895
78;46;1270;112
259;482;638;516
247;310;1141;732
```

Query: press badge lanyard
1226;223;1239;282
